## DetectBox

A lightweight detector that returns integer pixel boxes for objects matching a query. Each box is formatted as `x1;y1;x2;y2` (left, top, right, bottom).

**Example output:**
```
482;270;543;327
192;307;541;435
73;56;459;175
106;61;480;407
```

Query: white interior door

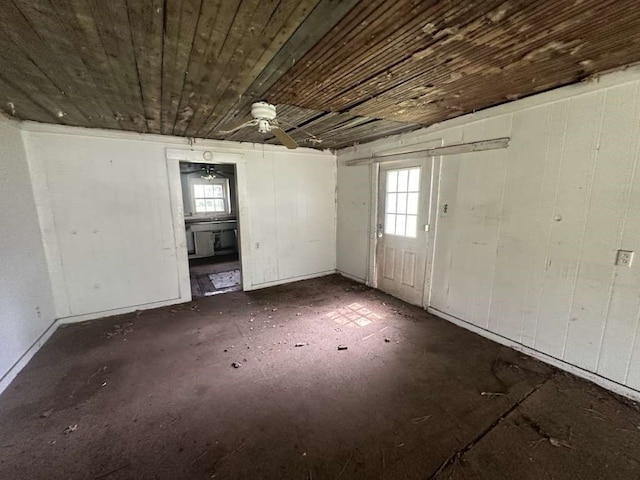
375;159;432;306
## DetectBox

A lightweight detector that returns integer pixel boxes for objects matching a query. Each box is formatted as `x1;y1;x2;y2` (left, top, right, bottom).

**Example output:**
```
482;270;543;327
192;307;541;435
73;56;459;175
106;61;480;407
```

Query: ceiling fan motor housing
220;101;295;148
251;102;277;120
252;102;277;133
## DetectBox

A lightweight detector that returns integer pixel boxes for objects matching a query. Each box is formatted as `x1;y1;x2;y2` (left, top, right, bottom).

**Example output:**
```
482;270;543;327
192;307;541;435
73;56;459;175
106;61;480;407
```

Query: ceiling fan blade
217;119;258;135
272;127;298;149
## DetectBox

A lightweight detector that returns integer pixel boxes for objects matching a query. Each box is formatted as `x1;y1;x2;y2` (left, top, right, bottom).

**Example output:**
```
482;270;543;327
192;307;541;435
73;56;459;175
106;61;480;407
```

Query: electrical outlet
616;250;634;267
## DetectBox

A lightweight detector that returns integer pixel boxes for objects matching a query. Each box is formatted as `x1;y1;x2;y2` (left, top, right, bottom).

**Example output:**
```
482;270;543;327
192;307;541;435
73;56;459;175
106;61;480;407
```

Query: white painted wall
243;147;337;286
336;162;371;282
337;67;640;398
23;125;336;322
0;116;55;388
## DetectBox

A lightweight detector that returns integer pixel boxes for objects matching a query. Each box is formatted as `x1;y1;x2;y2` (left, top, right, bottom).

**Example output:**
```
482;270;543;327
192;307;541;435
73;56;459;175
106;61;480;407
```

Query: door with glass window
376;160;431;306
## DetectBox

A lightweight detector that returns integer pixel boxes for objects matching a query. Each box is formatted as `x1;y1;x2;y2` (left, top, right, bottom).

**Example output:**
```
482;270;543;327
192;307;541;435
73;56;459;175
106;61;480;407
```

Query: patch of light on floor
325;302;383;328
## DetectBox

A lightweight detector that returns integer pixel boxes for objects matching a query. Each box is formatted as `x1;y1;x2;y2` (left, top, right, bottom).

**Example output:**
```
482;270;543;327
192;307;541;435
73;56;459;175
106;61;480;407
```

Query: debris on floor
337;345;348;351
5;275;640;479
480;391;508;397
548;437;572;449
63;424;78;434
411;415;432;424
295;342;308;347
209;269;241;290
105;322;134;338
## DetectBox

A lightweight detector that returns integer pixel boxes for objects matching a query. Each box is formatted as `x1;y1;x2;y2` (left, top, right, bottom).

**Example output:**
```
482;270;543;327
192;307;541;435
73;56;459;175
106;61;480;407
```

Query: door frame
367;150;442;309
166;148;250;302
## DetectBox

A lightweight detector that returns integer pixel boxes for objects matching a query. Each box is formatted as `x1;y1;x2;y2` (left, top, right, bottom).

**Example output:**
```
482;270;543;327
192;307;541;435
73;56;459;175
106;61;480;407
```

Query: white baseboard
428;307;640;403
0;318;61;396
336;270;368;284
247;270;336;290
57;296;188;325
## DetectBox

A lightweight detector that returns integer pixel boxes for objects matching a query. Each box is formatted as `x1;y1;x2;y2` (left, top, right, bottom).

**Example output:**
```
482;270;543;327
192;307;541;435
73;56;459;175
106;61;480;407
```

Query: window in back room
192;179;229;214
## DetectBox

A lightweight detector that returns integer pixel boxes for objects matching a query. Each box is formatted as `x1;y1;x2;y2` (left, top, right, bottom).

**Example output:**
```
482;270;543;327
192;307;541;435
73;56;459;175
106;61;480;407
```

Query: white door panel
376;160;432;306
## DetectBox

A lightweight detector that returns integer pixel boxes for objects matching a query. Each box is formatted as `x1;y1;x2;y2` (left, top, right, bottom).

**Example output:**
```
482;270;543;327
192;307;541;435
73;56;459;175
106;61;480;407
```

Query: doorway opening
180;161;242;297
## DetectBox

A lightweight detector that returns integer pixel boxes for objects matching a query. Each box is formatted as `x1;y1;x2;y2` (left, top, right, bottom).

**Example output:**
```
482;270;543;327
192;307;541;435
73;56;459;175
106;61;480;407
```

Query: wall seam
561;90;607;362
622;83;640;385
532;100;570;351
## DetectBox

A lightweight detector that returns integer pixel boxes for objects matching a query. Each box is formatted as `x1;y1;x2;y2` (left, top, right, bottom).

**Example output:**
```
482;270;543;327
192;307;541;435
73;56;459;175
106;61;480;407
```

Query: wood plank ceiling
1;0;640;150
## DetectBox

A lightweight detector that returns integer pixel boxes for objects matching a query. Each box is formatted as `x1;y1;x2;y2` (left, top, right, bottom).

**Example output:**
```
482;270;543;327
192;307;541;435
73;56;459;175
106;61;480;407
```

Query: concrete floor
1;275;640;479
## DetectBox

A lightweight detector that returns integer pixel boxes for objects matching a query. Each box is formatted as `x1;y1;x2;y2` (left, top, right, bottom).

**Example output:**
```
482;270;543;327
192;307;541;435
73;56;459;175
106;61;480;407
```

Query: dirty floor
189;254;242;298
1;275;640;479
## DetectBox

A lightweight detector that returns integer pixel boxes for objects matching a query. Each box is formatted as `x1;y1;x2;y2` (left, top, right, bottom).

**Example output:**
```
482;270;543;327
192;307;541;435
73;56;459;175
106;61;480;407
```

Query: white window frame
189;177;231;215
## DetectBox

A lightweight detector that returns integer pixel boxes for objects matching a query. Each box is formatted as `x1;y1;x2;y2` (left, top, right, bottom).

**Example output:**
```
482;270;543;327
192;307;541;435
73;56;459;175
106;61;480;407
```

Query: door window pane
383;166;422;238
387;171;398;192
396;192;407;214
386;193;397;214
385;214;396;234
395;214;406;236
397;169;409;192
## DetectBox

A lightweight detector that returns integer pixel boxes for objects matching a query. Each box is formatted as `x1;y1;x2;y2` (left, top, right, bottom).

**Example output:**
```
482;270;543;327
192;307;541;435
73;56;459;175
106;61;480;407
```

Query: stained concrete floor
1;275;640;479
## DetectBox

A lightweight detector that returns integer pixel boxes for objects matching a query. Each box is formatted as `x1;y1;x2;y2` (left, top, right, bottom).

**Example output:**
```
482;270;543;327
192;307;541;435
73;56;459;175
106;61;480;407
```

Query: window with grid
385;167;420;238
193;182;228;213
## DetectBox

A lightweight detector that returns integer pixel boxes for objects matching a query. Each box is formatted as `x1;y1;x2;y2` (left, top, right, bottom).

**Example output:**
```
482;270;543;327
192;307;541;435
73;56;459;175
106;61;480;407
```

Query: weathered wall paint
337;68;640;397
23;126;336;322
336;162;371;282
0;116;55;388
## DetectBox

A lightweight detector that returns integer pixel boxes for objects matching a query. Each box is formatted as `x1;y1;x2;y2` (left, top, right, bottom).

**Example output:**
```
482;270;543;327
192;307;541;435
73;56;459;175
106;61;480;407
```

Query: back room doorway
179;161;242;297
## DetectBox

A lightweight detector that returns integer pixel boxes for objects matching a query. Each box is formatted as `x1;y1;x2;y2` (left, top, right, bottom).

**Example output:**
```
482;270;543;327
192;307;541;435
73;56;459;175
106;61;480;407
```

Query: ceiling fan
217;101;299;149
